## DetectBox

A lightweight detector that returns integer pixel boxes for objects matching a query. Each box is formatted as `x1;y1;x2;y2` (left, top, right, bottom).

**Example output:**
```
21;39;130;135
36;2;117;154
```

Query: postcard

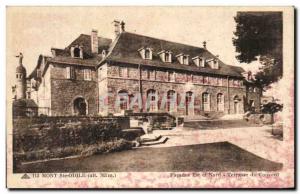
6;6;295;189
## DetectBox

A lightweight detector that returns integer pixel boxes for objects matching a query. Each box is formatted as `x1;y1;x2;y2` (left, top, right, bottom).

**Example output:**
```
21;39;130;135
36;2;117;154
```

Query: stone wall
50;64;98;116
107;65;246;115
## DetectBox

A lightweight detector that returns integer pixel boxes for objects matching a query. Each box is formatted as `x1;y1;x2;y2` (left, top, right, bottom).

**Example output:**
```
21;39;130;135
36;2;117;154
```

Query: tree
261;102;283;123
233;12;283;90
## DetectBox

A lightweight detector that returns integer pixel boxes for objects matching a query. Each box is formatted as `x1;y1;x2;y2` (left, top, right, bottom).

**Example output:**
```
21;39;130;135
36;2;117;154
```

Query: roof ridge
123;31;206;51
79;33;112;40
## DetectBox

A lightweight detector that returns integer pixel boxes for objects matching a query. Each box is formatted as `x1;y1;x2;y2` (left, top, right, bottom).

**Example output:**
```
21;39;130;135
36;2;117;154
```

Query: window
127;68;131;78
84;69;92;81
158;50;172;62
217;93;224;111
147;89;157;112
165;52;171;62
203;76;209;84
177;54;189;65
185;91;194;115
182;55;189;65
168;71;175;82
233;80;240;87
199;58;205;67
212;59;219;69
74;47;80;58
66;66;75;79
119;67;128;77
118;90;129;111
202;92;210;111
147;70;156;80
167;90;176;112
186;74;193;82
217;78;223;86
138;47;152;60
145;49;151;59
193;56;203;67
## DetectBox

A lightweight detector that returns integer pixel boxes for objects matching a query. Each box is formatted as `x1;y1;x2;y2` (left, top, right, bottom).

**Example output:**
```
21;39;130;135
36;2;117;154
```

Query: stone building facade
20;21;261;117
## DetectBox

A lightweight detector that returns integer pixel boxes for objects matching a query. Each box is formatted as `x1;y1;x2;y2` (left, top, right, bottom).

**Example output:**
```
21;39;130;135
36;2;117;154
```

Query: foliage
14;139;133;162
261;102;283;114
13;118;123;152
233;12;283;89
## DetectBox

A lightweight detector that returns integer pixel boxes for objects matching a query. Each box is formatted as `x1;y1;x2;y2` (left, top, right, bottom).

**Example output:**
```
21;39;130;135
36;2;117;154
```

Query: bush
81;139;134;157
13;139;134;163
14;118;122;152
120;128;145;141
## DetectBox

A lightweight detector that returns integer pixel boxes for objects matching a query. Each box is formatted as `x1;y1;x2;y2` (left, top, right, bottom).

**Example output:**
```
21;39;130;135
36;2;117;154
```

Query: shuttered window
84;69;92;81
66;66;76;79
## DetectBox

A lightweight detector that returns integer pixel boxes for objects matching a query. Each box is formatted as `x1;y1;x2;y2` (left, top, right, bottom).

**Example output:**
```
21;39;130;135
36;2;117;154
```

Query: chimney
91;29;98;54
120;21;125;32
203;41;207;49
113;20;121;38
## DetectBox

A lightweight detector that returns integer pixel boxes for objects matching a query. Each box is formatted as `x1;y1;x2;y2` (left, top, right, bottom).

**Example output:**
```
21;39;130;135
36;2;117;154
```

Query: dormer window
192;56;206;67
138;47;153;60
212;58;219;69
176;54;189;65
145;49;151;59
207;56;219;69
74;48;80;57
71;46;83;59
183;55;189;65
165;52;170;62
158;50;172;63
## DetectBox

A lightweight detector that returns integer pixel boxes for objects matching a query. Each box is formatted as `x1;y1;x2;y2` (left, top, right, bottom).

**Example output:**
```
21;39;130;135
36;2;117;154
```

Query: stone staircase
128;112;176;131
138;134;169;147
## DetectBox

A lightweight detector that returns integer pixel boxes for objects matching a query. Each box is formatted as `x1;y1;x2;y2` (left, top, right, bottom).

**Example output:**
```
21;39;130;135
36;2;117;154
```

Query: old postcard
6;6;295;189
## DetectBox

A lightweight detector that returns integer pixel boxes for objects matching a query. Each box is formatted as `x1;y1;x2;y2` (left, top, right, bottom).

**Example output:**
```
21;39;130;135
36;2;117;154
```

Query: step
140;136;169;146
140;134;162;143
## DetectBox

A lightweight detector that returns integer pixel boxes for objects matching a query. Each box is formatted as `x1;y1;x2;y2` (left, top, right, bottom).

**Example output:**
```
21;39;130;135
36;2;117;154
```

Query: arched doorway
202;92;210;111
167;90;176;112
185;91;194;115
147;89;158;112
73;97;87;115
233;95;240;114
217;93;224;112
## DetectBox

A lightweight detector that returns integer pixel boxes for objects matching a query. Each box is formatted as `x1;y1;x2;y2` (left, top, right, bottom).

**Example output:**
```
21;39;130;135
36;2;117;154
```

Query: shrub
120;128;145;141
81;139;134;157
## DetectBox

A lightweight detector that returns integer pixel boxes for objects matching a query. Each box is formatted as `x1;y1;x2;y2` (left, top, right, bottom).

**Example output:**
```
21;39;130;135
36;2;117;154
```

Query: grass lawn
15;142;282;173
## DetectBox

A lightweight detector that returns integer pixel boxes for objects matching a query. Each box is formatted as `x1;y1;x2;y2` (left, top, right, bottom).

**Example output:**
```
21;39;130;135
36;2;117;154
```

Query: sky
12;6;297;106
7;7;261;76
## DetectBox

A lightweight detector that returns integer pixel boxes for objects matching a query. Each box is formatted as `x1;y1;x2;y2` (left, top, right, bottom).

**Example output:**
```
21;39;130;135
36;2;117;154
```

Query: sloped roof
66;34;112;58
104;32;244;78
28;34;112;79
47;56;102;67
